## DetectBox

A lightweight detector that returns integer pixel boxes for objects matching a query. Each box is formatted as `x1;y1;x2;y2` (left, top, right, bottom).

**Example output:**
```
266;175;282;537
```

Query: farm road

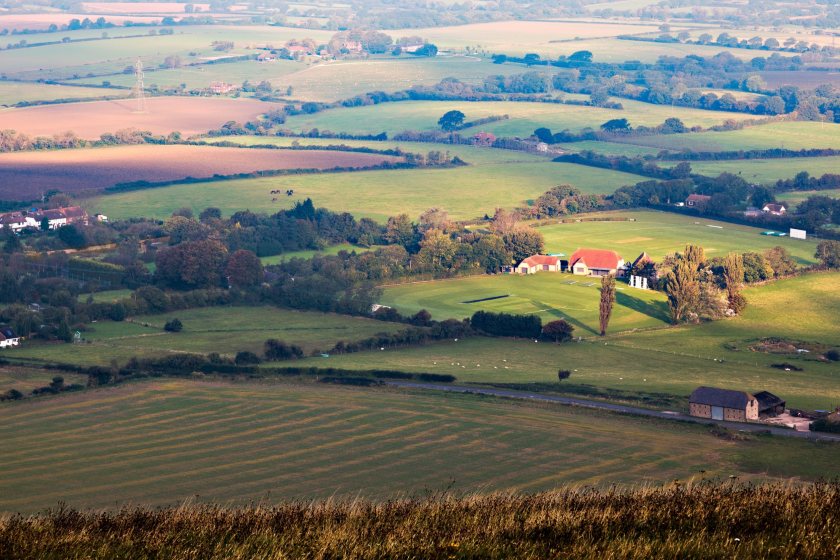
387;382;840;442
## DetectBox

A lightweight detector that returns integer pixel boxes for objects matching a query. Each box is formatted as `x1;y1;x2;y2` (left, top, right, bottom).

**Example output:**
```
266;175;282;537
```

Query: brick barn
689;386;759;422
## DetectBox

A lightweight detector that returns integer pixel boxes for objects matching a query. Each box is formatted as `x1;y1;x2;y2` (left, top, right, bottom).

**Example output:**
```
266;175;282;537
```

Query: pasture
380;273;670;333
281;99;758;137
0;144;402;198
0;378;832;513
90;156;646;221
535;210;819;265
11;306;404;367
307;273;840;410
0;97;276;139
687;156;840;186
611;121;840;152
0;81;111;107
0;367;86;394
259;243;386;265
777;188;840;205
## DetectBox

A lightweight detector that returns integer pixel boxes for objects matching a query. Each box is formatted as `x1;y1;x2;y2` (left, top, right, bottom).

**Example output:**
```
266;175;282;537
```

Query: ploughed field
0;97;274;139
0;144;403;199
0;378;834;513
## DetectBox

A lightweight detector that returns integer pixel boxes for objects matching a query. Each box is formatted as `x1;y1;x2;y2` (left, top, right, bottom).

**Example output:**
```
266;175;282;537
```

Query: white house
0;212;38;232
762;203;787;216
517;255;561;274
0;327;20;348
569;248;624;277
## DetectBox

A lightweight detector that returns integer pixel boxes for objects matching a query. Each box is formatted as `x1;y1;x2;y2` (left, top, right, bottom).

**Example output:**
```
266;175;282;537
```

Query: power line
131;58;147;113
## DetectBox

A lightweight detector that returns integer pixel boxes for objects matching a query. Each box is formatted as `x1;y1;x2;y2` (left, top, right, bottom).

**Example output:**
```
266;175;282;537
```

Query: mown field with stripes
0;379;835;513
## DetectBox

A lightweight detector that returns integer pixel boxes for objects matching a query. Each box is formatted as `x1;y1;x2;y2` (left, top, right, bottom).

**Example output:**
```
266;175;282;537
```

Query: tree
164;318;183;332
155;239;228;289
600;118;631;132
58;225;87;249
665;259;699;324
264;338;303;360
384;214;417;249
568;50;592;63
722;253;746;314
598;274;616;336
542;319;574;343
235;351;261;365
419;207;452;232
502;227;544;264
764;246;797;277
438;110;465;131
225;249;263;288
109;302;126;322
199;207;222;222
684;244;706;268
417;229;456;269
533;127;554;143
816;240;840;268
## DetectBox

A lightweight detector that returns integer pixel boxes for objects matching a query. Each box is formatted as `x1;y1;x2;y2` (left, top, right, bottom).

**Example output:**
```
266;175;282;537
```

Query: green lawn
308;272;840;410
687;156;840;185
260;243;386;265
0;378;834;513
535;210;819;265
89;146;645;222
611;122;840;152
281;100;757;138
12;306;404;366
381;273;670;334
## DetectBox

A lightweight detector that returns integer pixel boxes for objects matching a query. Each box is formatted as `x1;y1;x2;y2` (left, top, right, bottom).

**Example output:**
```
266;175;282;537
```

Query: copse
470;310;542;339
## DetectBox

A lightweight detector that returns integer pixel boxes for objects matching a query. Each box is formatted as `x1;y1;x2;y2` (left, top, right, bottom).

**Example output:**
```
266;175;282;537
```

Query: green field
381;273;670;334
1;378;836;513
535;210;819;264
304;273;840;410
777;188;840;205
0;81;112;106
77;289;134;303
259;243;386;264
688;156;840;185
280;100;757;138
0;367;87;394
611;122;840;152
12;306;404;366
89;143;645;222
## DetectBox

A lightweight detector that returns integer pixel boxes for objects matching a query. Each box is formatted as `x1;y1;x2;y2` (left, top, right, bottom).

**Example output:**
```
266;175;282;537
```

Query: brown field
0;97;276;140
0;13;162;30
81;2;212;13
0;144;402;198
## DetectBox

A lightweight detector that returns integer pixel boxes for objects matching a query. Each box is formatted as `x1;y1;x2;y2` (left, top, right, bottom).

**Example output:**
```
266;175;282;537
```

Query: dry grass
1;483;838;559
0;97;275;139
0;144;402;198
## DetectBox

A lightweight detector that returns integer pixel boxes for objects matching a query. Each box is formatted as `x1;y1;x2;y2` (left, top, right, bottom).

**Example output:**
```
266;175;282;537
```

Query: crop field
281;100;757;137
381;273;670;333
534;210;819;264
90;155;645;221
0;97;275;139
610;122;840;152
11;306;404;367
0;144;402;198
306;273;840;410
2;378;835;513
0;81;112;107
688;156;840;185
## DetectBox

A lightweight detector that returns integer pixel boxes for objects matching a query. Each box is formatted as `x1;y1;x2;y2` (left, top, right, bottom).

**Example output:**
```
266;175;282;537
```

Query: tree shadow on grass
616;290;671;324
531;299;598;336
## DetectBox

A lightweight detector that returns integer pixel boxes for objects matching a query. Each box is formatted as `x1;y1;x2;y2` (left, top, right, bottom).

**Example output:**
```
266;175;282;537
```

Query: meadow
0;81;112;107
90;144;645;221
0;144;402;198
0;378;835;514
11;306;405;366
687;156;840;186
777;188;840;204
610;121;840;152
281;99;758;137
534;210;819;264
380;273;670;333
0;367;86;394
259;243;385;265
303;273;840;410
0;97;275;139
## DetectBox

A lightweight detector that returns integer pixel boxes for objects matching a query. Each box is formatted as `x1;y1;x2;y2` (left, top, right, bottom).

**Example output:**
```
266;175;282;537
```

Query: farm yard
280;99;758;137
308;273;840;411
0;97;276;139
0;144;403;198
380;273;670;333
11;306;405;367
1;378;835;513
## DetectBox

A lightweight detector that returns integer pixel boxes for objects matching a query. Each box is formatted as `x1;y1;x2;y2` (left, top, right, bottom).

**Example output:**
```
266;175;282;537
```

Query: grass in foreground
2;483;839;559
2;379;836;513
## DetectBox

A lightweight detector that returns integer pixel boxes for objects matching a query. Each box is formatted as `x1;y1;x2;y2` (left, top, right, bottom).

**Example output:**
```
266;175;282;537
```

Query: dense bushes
470;311;542;339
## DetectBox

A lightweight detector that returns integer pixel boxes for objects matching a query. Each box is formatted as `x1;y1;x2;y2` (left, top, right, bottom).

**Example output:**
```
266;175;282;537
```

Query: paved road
387;382;840;442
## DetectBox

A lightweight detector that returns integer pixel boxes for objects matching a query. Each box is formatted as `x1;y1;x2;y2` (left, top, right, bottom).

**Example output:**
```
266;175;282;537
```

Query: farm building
754;391;786;417
517;255;561;274
256;51;277;62
762;203;787;216
32;206;88;230
689;386;759;422
685;194;711;209
569;249;624;277
0;212;38;232
209;81;237;94
0;327;20;348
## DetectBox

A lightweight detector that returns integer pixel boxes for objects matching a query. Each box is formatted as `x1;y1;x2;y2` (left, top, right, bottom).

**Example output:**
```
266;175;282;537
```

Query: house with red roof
686;193;711;209
569;248;624;277
517;255;561;274
762;203;787;216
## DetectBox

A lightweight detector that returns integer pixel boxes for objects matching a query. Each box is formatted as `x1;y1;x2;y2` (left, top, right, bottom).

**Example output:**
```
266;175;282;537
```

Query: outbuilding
689;386;759;422
517;255;561;274
569;248;624;277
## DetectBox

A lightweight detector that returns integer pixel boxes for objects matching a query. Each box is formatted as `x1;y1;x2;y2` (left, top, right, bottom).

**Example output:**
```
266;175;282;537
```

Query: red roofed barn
570;248;624;277
517;255;561;274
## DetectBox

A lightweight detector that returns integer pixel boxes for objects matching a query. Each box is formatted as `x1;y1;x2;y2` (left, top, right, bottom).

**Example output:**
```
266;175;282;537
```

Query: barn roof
570;248;622;270
632;252;653;268
686;194;711;203
690;386;755;409
754;390;785;411
520;255;559;267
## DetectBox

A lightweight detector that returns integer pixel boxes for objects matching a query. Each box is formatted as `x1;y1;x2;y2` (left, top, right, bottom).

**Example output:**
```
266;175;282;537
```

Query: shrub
826;349;840;362
234;351;261;365
164;318;183;332
558;370;571;381
264;339;304;361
